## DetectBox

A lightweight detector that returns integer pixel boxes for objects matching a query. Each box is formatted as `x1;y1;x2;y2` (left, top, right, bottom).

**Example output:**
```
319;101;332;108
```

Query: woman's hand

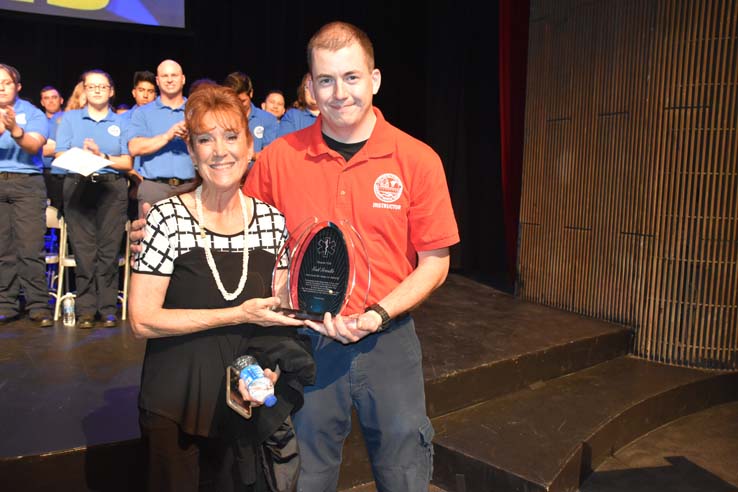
237;368;278;406
83;137;101;156
239;296;304;327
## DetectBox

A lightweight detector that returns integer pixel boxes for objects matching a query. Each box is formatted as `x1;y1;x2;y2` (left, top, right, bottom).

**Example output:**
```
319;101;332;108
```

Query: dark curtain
0;1;526;292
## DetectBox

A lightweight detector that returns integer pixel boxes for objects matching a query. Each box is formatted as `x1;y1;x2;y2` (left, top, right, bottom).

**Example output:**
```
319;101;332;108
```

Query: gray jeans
137;179;194;212
293;316;434;492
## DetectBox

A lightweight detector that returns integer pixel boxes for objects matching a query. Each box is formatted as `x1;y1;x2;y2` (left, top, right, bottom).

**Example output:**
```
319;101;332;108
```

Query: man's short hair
133;70;156;87
40;85;59;96
189;78;218;94
0;63;21;84
307;21;375;72
223;72;253;96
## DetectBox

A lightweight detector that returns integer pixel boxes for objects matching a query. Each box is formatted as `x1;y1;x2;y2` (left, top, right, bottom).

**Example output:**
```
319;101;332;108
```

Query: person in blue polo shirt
40;85;66;211
119;70;157;220
0;63;53;327
128;60;194;210
222;72;278;161
278;72;320;137
55;69;132;329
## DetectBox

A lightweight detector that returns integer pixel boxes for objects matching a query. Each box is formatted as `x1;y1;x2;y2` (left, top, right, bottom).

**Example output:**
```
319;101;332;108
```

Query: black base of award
275;308;325;321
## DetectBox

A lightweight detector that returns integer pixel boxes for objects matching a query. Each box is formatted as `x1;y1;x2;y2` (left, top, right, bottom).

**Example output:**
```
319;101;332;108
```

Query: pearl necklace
195;186;249;301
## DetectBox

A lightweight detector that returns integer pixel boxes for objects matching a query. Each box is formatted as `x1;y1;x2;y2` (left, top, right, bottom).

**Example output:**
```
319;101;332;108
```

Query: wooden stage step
431;356;738;492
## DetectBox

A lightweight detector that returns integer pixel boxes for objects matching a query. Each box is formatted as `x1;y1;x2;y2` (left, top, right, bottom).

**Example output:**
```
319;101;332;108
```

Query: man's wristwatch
365;303;391;332
11;127;24;140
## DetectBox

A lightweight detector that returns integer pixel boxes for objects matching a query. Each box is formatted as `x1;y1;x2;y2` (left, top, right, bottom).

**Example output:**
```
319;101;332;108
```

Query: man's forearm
128;134;171;157
375;248;450;318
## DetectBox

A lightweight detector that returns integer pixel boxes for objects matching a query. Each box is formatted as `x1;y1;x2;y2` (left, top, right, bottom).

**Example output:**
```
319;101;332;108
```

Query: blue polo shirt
119;104;144;171
278;108;318;138
43;111;66;174
248;105;278;153
128;96;193;180
0;98;48;173
55;107;129;175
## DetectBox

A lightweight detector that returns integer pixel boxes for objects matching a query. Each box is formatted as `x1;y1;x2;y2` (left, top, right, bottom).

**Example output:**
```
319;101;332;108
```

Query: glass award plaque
272;218;370;320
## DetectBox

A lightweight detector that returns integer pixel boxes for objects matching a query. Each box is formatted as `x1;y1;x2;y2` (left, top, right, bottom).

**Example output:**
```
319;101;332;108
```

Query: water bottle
61;294;75;327
232;355;277;407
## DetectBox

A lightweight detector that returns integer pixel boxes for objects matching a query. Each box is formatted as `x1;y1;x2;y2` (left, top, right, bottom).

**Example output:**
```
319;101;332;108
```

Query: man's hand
304;310;382;344
130;202;151;255
167;121;188;141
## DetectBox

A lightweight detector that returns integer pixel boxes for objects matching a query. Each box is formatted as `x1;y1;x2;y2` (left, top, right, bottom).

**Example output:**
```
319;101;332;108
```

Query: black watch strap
366;303;391;331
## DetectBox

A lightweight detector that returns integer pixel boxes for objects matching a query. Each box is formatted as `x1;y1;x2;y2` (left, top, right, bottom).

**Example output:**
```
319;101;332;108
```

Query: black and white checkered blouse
134;195;288;275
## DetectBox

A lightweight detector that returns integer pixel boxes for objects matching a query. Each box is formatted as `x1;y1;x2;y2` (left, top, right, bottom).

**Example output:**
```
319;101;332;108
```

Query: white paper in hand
51;147;112;176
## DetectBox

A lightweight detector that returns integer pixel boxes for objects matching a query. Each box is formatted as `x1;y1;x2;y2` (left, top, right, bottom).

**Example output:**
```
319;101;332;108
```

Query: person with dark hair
39;85;63;119
55;69;132;328
0;63;53;327
277;72;319;137
128;59;194;208
119;70;157;220
39;85;66;210
222;71;278;160
188;77;218;94
129;84;314;492
260;89;285;120
130;70;156;109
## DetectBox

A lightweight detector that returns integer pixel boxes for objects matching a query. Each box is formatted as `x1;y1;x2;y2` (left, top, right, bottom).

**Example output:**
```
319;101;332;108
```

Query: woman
129;84;314;492
277;73;319;137
64;81;87;111
55;69;131;328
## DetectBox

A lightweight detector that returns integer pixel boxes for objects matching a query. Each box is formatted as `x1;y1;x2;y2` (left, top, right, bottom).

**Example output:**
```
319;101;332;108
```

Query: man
130;70;156;109
246;22;457;491
120;70;157;219
39;85;65;210
132;22;458;491
0;64;53;327
222;72;278;160
128;60;193;208
40;86;63;119
260;89;286;120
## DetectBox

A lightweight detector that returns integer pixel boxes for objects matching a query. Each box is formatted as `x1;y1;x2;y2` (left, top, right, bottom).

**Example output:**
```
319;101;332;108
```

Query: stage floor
0;273;625;460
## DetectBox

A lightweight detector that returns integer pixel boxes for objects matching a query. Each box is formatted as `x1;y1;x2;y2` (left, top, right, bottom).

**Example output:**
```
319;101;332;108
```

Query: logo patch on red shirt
373;173;403;203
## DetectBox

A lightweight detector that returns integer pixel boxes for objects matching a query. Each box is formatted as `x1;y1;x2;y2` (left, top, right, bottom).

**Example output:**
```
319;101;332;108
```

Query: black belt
149;177;193;186
0;172;39;180
66;173;123;183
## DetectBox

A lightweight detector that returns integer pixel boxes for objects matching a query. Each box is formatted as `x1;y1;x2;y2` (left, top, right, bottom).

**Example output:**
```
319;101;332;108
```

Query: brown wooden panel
519;0;738;369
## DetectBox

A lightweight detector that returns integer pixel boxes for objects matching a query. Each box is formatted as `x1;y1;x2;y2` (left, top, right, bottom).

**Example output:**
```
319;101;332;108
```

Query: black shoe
78;315;95;329
0;313;18;324
30;312;54;328
102;314;118;328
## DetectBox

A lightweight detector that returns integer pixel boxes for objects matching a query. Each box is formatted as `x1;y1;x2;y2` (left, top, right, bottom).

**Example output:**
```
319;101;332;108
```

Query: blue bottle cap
264;394;277;407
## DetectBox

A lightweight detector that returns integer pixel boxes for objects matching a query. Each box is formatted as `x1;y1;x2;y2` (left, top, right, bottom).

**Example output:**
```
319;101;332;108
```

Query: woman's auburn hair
185;84;252;148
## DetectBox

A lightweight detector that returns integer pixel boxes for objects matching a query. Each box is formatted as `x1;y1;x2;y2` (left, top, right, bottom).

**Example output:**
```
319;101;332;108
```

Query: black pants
63;174;128;317
0;173;50;316
139;410;266;492
43;170;65;212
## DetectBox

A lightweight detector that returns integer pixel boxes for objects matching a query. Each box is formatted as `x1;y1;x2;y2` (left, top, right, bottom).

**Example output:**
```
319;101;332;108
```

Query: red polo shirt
243;107;459;315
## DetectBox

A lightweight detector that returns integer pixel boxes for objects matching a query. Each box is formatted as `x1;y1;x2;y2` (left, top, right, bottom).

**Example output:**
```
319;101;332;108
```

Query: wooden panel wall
518;0;738;369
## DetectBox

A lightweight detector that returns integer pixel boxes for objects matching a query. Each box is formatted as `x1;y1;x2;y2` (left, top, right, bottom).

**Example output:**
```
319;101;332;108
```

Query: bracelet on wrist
11;127;24;140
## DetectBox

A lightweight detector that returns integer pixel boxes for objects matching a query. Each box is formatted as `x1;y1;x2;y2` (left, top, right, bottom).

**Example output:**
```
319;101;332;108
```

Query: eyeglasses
85;84;111;92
